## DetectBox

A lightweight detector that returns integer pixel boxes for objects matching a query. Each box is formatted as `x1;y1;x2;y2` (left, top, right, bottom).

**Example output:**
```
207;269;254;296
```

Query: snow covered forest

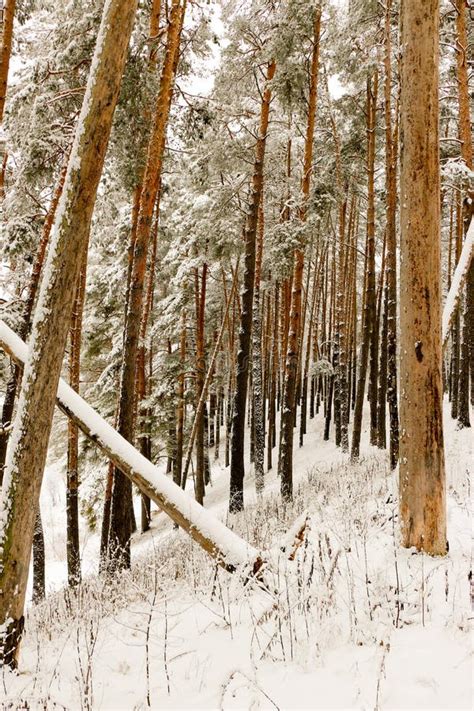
0;0;472;707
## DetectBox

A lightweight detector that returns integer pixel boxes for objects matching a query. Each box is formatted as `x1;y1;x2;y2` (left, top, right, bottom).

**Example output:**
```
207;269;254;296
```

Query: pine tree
279;6;321;499
0;0;138;667
399;0;446;555
108;0;186;568
229;59;275;513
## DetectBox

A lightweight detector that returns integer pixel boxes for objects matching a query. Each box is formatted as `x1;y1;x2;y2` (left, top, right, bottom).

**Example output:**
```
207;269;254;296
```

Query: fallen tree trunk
0;320;261;574
442;217;473;346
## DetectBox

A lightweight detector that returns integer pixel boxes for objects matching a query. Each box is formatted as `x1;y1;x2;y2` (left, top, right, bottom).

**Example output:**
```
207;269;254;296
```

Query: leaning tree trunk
399;0;446;555
108;0;185;569
229;59;276;513
0;320;261;576
0;0;138;668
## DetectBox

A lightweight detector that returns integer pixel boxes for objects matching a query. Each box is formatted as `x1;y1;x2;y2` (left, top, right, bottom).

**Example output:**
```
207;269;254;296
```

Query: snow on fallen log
442;217;473;346
0;320;261;575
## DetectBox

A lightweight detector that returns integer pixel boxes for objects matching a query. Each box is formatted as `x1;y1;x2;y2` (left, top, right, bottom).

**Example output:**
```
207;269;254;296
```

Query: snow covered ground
2;402;472;710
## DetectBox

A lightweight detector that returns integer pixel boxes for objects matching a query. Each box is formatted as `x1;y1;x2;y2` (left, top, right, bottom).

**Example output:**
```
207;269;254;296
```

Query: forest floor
1;401;472;710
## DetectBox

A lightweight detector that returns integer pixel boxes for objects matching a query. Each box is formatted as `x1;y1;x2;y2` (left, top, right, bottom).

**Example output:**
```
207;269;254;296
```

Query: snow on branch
0;320;261;575
442;217;473;346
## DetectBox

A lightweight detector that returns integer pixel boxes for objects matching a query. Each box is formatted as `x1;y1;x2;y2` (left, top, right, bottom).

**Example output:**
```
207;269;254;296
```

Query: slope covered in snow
2;401;472;710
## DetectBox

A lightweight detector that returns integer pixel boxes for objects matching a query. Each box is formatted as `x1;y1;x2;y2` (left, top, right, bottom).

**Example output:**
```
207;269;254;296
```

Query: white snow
1;311;472;708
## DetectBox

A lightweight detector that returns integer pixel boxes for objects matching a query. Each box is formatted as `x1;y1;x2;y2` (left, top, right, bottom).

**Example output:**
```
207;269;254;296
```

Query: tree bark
252;200;265;493
0;0;16;125
367;72;379;447
351;73;378;461
279;10;321;498
384;0;400;469
300;249;323;447
109;0;185;568
66;247;88;587
377;285;388;448
454;0;473;427
32;509;45;604
175;308;186;485
399;0;446;555
136;202;159;531
229;59;276;513
194;263;207;504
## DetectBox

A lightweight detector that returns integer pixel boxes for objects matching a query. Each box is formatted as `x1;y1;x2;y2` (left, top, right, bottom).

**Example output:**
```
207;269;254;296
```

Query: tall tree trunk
454;0;472;427
324;244;336;441
384;0;400;469
377;285;388;448
148;0;162;65
100;458;115;571
327;75;349;451
194;263;207;504
267;283;278;470
182;262;240;490
399;0;446;555
300;248;323;447
136;201;159;530
367;72;379;447
454;0;473;176
450;200;462;420
0;0;15;207
31;509;45;604
66;247;88;587
457;270;471;427
229;59;276;513
0;0;15;126
467;260;474;407
175;308;186;484
252;200;265;493
279;9;321;498
351;73;378;461
108;0;185;568
0;0;138;668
